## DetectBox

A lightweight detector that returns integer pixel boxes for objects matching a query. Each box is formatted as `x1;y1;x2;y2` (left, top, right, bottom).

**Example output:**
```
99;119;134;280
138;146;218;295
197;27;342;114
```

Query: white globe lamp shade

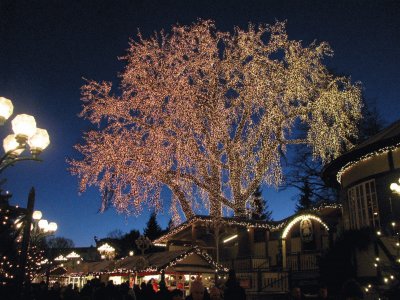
38;219;48;231
0;97;13;125
32;210;42;220
3;134;24;156
11;114;37;143
47;222;57;232
28;128;50;156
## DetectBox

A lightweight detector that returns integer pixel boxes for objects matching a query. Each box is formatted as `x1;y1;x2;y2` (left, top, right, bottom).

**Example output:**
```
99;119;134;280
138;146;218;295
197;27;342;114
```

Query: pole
17;187;35;296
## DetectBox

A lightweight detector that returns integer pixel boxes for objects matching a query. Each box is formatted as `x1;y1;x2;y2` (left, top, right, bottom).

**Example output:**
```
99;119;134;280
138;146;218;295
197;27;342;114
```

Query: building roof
323;119;400;184
154;206;340;245
66;246;227;276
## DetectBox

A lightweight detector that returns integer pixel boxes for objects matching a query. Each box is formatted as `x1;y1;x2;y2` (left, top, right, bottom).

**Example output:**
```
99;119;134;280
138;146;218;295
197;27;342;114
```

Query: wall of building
341;152;390;188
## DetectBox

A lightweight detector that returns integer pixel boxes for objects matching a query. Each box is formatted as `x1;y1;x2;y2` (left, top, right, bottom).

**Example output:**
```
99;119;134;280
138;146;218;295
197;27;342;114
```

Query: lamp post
0;97;50;173
0;96;50;293
16;204;57;289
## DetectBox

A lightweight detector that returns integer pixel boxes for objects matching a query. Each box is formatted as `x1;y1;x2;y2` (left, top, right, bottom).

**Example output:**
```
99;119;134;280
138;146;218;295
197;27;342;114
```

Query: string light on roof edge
282;214;329;239
336;143;400;183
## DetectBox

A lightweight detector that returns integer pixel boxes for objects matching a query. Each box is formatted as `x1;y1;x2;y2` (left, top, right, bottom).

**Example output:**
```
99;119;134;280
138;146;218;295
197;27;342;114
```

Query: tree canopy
70;20;362;221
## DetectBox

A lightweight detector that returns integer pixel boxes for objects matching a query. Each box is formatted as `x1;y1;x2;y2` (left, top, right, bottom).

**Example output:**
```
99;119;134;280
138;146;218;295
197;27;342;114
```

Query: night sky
1;0;399;246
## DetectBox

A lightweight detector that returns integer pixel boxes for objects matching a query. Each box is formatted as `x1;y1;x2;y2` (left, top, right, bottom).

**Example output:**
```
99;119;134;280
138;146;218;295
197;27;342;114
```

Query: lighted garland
156;246;228;273
153;215;283;245
336;143;400;183
154;208;337;245
281;214;329;239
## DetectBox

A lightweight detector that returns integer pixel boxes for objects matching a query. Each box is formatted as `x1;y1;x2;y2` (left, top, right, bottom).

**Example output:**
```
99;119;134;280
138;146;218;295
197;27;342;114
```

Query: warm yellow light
47;222;57;232
54;255;67;261
66;251;80;259
32;210;42;220
98;243;115;252
0;97;13;124
11;114;37;143
223;234;238;243
282;214;329;239
129;251;134;256
28;128;50;155
38;219;48;230
3;134;24;156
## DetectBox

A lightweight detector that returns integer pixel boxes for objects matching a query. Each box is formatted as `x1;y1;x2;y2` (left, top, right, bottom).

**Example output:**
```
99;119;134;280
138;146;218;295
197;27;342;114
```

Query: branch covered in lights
70;20;362;220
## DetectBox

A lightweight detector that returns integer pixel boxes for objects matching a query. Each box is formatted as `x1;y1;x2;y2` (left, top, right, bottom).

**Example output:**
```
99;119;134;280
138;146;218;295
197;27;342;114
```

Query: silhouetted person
209;286;223;300
185;280;206;300
156;280;171;300
224;269;246;300
171;289;184;300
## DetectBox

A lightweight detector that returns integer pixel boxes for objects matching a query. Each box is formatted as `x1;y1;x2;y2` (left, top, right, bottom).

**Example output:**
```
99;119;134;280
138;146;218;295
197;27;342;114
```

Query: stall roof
67;247;227;276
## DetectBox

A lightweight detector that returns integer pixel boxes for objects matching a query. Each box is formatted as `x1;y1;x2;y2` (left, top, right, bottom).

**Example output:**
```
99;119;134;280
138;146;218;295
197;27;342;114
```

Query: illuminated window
347;179;380;229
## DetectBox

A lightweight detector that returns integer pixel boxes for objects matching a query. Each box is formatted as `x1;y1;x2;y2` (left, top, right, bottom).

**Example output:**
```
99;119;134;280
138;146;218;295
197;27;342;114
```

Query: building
41;206;340;297
323;120;400;292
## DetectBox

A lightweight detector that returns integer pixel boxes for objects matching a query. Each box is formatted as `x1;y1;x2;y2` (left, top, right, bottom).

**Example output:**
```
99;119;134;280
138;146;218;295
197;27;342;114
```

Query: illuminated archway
282;214;329;239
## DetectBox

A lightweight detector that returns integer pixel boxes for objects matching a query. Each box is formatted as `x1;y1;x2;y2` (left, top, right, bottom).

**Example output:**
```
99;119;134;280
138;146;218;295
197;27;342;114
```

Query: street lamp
0;97;50;292
390;178;400;195
29;210;57;244
0;96;50;173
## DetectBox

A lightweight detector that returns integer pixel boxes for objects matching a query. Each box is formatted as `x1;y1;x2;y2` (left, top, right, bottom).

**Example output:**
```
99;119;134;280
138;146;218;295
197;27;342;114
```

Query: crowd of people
3;271;395;299
0;269;246;300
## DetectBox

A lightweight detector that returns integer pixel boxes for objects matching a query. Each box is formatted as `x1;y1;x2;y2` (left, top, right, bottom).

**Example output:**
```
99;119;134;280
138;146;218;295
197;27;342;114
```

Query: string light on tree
69;20;362;221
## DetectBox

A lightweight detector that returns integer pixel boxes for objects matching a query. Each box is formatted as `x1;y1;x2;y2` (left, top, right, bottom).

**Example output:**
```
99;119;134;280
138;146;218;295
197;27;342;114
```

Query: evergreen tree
249;186;273;221
143;212;163;240
295;180;314;212
119;229;140;256
163;218;174;234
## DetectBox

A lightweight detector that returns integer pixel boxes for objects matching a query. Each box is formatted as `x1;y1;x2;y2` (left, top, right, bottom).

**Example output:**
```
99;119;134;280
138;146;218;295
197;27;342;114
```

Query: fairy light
223;234;238;243
336;143;400;183
70;20;362;220
282;214;329;239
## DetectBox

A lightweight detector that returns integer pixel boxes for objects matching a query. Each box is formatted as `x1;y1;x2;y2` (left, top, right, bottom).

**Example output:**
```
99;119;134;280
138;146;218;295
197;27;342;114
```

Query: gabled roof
153;215;284;245
154;206;340;245
323;119;400;184
67;246;227;275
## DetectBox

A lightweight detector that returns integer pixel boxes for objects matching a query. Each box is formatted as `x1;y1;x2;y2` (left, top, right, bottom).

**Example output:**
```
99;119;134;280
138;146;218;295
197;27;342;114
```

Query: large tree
70;20;362;220
282;99;384;205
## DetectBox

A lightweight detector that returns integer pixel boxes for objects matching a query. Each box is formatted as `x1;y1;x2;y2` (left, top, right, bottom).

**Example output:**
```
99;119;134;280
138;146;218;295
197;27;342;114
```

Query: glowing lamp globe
32;210;42;220
38;219;48;231
28;128;50;156
3;134;24;156
47;222;57;232
11;114;37;144
0;97;13;125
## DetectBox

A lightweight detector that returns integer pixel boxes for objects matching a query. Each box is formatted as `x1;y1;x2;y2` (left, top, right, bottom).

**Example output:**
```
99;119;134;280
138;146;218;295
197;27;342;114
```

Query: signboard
300;218;313;242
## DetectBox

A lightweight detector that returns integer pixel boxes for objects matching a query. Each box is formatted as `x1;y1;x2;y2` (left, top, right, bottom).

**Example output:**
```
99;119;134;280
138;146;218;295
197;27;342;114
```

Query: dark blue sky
1;0;399;246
